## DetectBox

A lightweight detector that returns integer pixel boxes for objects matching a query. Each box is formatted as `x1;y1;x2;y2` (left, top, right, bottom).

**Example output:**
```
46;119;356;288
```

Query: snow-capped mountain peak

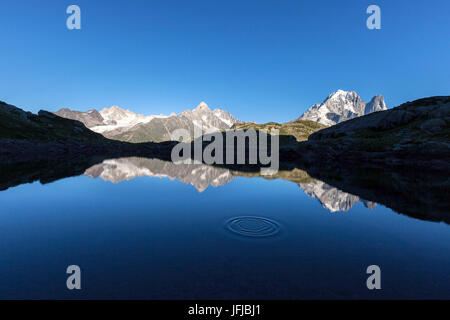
178;102;242;133
327;89;352;99
193;101;210;112
101;105;129;119
299;90;387;126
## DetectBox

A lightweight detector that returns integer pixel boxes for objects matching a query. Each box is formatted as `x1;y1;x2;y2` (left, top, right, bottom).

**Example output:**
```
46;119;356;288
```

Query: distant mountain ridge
53;91;386;142
54;105;169;137
54;102;243;143
299;90;387;126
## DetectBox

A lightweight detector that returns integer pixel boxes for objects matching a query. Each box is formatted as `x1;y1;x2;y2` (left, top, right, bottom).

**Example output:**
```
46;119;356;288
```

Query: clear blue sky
0;0;449;123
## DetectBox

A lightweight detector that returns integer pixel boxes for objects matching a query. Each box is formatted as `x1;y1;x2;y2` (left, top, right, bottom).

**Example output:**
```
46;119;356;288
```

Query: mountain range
52;90;385;143
1;94;448;222
299;90;387;126
55;106;169;135
55;102;243;143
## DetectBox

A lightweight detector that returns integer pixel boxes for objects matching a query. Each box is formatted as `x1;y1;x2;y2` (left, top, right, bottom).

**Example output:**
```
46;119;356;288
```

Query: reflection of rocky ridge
298;180;375;212
227;167;376;212
84;157;234;192
362;200;377;210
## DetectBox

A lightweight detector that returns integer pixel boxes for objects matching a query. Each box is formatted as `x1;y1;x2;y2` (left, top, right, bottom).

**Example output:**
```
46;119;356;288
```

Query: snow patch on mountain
91;106;168;134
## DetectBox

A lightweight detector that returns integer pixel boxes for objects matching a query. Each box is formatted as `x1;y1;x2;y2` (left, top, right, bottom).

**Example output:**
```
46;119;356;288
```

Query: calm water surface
0;158;449;299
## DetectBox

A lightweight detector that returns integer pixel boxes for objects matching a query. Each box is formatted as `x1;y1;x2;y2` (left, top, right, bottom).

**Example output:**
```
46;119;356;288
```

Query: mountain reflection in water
2;155;450;299
84;157;234;193
1;156;449;223
83;157;375;213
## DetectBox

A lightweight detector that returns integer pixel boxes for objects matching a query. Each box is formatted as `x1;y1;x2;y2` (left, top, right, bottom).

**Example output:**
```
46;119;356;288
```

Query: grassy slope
232;119;327;142
112;118;327;144
231;167;315;184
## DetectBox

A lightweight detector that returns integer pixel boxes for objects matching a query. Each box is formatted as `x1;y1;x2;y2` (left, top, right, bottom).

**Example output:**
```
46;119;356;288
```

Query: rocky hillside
54;108;105;128
0;101;105;142
299;90;387;126
0;101;177;163
54;105;168;137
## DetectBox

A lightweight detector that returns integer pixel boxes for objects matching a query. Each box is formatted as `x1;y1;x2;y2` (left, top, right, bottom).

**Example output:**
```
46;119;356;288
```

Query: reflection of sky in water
0;160;449;299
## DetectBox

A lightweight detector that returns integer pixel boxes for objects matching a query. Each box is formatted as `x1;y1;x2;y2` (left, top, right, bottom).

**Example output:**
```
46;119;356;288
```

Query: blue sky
0;0;449;123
